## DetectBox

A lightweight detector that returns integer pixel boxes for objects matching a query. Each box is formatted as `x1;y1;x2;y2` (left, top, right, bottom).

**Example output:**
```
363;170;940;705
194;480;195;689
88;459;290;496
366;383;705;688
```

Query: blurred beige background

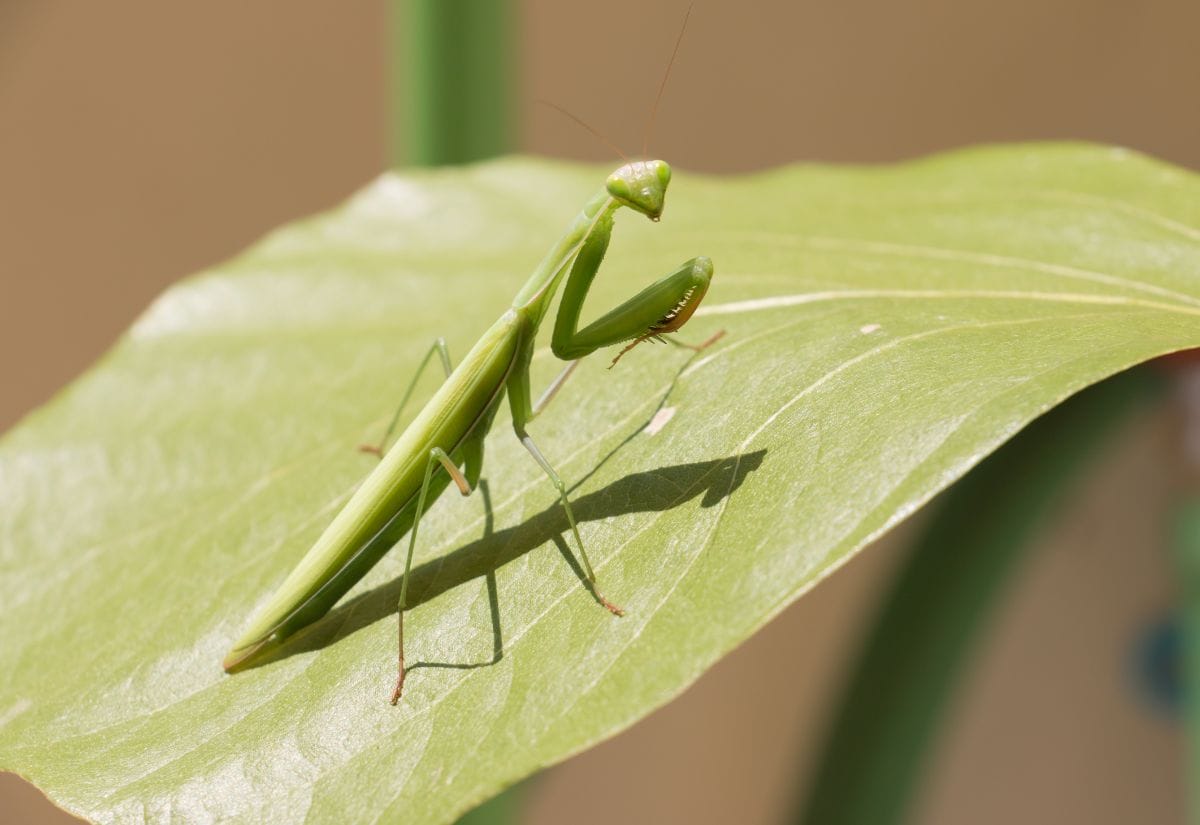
1;1;1196;822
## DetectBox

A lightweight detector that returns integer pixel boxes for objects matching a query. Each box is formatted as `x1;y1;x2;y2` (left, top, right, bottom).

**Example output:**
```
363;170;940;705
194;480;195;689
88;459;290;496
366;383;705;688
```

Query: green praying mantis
222;158;721;702
223;12;718;703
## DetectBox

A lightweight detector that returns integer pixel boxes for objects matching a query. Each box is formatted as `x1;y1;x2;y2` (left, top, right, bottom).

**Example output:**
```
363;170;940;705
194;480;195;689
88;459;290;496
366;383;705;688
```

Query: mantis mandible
222;158;720;702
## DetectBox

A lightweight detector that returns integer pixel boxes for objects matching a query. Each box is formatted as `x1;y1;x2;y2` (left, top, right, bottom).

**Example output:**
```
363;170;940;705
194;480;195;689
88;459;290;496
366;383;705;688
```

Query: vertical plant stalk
1176;502;1200;822
796;368;1165;825
390;0;514;167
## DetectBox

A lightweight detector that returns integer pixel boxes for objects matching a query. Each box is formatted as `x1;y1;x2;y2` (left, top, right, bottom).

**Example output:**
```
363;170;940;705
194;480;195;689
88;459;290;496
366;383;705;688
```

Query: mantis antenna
538;4;694;163
536;99;628;161
643;4;693;158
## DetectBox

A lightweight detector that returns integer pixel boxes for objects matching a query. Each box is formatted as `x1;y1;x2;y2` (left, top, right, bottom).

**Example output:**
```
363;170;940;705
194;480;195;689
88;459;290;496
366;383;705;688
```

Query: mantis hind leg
391;443;474;705
361;337;454;458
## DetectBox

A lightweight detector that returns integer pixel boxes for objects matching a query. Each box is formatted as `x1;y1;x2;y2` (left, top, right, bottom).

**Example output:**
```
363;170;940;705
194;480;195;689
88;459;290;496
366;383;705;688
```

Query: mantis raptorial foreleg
551;212;715;366
360;337;455;458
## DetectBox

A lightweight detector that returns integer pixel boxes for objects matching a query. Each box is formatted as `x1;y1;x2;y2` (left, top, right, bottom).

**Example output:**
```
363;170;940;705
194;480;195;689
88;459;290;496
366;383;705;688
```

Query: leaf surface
2;145;1198;824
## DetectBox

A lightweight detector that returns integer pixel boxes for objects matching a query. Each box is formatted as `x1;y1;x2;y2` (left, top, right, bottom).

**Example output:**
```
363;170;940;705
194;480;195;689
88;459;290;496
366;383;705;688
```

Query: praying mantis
222;157;721;702
223;8;717;703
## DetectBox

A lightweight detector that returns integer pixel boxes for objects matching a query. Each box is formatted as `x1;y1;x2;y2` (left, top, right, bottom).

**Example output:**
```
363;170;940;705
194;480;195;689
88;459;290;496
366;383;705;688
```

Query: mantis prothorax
222;159;720;702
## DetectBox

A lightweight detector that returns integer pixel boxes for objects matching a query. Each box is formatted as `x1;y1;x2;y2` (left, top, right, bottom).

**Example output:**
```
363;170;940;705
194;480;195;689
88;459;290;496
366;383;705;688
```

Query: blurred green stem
796;368;1165;825
1176;501;1200;822
391;0;513;167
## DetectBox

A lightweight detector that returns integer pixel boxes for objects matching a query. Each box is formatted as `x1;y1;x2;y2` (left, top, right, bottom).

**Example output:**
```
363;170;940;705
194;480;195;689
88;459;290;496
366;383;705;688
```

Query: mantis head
606;160;671;222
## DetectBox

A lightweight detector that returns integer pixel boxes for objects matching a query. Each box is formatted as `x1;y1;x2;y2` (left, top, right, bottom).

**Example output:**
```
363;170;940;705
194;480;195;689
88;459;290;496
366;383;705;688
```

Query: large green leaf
2;145;1198;824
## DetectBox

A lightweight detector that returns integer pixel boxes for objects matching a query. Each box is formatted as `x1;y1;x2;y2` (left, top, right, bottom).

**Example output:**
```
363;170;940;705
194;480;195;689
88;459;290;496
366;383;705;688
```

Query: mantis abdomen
224;311;522;670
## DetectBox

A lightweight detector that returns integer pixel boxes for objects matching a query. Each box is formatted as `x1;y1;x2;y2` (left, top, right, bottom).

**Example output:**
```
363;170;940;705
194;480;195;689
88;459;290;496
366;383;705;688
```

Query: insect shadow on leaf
254;449;765;673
